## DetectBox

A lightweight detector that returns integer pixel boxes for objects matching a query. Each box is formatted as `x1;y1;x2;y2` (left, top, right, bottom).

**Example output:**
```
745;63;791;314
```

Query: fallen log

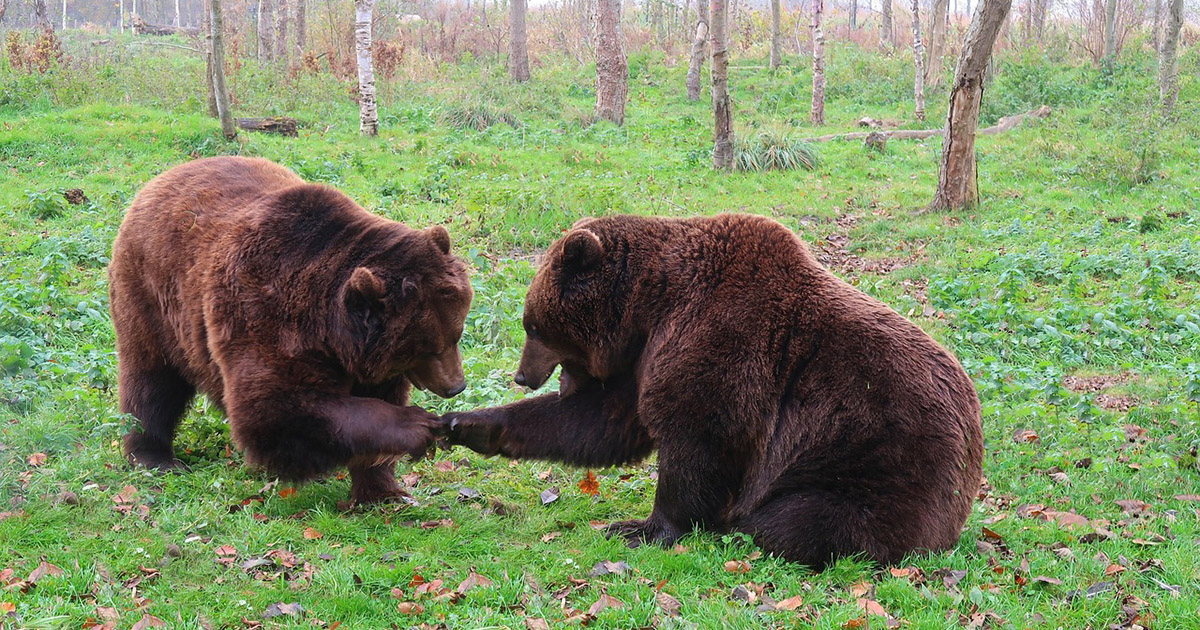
236;117;299;137
132;16;199;37
803;105;1051;142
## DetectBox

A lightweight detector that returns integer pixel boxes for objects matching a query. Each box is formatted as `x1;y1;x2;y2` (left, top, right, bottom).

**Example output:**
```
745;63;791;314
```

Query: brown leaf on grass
849;581;874;598
1114;499;1152;516
774;594;805;611
112;485;138;514
724;559;751;574
401;472;421;488
1012;429;1039;443
397;601;425;614
130;614;166;630
457;570;493;594
540;487;560;505
856;598;888;617
1106;563;1126;576
419;519;454;530
214;545;238;566
414;579;444;597
0;511;26;522
589;560;631;577
587;593;625;616
1032;576;1063;586
26;452;47;467
940;569;968;588
27;560;64;583
278;487;297;498
0;602;15;614
524;618;550;630
578;471;600;496
262;602;304;618
303;527;323;540
1043;510;1090;529
730;584;757;604
842;619;867;629
656;591;682;616
1174;494;1200;501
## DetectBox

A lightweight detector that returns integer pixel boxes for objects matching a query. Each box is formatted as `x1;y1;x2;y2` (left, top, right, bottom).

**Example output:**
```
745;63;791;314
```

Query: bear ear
345;267;386;309
558;229;603;273
427;225;451;255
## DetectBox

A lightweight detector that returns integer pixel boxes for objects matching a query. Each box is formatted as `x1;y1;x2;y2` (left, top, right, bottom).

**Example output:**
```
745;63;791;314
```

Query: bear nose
513;371;527;386
446;382;466;397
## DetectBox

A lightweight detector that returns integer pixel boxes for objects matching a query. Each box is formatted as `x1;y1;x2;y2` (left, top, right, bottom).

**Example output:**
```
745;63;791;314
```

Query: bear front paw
443;410;504;456
604;518;682;548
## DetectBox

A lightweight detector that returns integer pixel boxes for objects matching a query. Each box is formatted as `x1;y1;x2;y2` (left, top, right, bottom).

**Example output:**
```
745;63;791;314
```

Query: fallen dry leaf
1173;494;1200;502
524;618;550;630
214;545;238;566
774;594;805;611
1012;429;1039;443
587;594;625;616
578;471;600;496
655;591;682;617
849;581;873;598
279;487;297;499
0;602;15;614
857;598;888;617
724;559;751;574
26;452;47;467
1043;510;1090;529
589;560;631;577
27;560;64;584
130;614;166;630
261;602;304;618
303;527;323;540
457;570;493;594
397;602;425;614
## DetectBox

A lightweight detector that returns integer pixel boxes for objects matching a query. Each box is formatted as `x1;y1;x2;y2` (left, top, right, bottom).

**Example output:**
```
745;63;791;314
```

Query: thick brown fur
109;156;472;504
446;214;982;567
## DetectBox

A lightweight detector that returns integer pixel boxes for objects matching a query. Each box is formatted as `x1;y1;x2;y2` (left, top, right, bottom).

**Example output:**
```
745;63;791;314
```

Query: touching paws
441;409;505;456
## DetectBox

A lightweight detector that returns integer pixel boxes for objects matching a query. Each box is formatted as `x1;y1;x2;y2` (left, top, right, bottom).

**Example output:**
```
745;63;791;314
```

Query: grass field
2;32;1200;629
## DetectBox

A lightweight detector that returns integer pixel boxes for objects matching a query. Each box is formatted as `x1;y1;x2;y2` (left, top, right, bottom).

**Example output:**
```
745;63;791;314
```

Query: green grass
2;32;1199;629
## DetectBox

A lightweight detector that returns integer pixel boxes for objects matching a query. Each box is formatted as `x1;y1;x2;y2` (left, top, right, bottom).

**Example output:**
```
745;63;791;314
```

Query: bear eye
526;323;539;339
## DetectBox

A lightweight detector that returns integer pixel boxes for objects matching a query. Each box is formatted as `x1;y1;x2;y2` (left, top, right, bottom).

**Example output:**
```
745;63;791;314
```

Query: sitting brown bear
446;214;983;567
109;156;472;504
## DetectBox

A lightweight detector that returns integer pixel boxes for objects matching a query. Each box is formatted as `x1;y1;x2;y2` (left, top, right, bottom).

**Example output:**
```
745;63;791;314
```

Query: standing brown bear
109;156;472;505
446;214;982;567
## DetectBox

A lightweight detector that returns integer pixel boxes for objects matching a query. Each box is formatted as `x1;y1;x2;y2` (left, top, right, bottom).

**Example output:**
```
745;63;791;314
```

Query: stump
865;132;887;153
236;117;299;137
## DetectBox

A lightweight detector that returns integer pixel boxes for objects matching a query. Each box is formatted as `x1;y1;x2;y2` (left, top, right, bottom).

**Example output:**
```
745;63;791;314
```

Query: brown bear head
515;218;652;389
337;225;473;398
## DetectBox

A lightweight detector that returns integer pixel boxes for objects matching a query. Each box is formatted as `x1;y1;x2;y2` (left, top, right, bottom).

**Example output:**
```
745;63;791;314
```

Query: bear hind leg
348;458;414;506
737;491;892;569
120;363;195;470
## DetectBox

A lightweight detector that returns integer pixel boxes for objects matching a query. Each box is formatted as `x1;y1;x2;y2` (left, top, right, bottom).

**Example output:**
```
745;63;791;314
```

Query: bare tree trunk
770;0;781;68
811;0;825;124
34;0;51;28
119;0;124;32
0;0;7;23
881;0;893;46
686;0;709;99
1102;0;1117;61
355;0;378;135
1151;0;1161;51
912;0;926;120
258;0;275;61
927;0;948;86
61;0;66;29
1158;0;1181;116
174;0;180;27
276;0;289;64
209;0;236;139
294;0;306;55
510;0;530;81
1033;0;1047;42
711;0;733;169
850;0;857;28
929;0;1012;210
204;5;218;117
594;0;628;124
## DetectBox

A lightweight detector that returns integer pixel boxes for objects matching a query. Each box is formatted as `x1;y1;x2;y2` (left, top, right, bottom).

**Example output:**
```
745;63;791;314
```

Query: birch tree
209;0;236;139
929;0;1013;210
881;0;893;46
711;0;733;169
811;0;825;125
276;0;289;63
258;0;275;60
686;0;709;100
927;0;948;86
1102;0;1117;61
510;0;530;81
770;0;781;69
595;0;628;124
355;0;378;135
1158;0;1182;115
912;0;926;120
